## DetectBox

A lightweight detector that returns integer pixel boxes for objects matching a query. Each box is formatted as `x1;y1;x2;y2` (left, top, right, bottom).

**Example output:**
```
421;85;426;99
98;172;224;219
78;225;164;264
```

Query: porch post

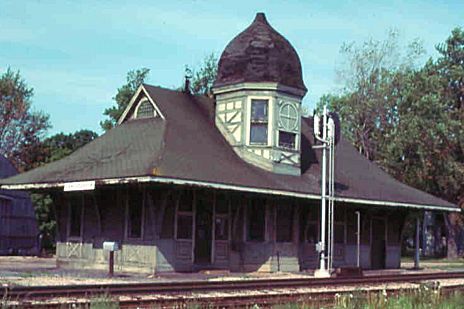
414;215;421;269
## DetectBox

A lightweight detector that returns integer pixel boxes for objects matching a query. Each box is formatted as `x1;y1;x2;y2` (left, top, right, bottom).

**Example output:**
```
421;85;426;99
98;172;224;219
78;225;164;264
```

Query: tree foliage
32;129;98;251
0;68;50;170
319;30;425;161
100;68;150;131
41;129;98;163
319;28;464;257
187;53;218;96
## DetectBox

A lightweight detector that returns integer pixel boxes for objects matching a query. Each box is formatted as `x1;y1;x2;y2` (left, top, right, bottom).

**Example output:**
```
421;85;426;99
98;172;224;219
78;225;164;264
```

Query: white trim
212;82;307;98
118;85;165;124
332;196;457;212
1;176;458;212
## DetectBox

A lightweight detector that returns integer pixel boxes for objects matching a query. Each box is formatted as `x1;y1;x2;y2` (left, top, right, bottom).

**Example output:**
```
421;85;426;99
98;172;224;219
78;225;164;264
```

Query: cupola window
279;103;298;130
278;103;298;149
278;131;296;149
250;99;268;144
136;99;155;119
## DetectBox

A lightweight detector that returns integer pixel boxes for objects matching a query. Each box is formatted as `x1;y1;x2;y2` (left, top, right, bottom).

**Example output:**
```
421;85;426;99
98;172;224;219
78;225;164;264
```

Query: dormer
212;13;307;176
118;85;165;123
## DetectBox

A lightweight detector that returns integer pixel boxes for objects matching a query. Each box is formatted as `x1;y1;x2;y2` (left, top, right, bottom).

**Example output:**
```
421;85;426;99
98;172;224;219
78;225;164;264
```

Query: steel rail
117;284;464;309
4;271;464;300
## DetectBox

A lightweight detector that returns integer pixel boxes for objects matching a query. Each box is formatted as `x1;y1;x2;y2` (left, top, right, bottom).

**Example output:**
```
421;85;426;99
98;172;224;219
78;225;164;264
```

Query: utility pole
313;106;339;278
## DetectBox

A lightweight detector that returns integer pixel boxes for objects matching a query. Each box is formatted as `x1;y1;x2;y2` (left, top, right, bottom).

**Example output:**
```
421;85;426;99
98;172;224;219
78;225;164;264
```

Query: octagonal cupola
212;13;307;176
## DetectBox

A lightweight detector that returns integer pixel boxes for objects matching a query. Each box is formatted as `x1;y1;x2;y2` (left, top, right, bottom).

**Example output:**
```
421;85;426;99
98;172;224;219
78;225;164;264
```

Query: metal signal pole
313;106;338;278
319;106;328;276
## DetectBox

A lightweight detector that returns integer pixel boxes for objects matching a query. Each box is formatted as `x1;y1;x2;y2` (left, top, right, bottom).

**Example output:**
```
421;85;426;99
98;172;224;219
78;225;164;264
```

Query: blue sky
1;0;462;135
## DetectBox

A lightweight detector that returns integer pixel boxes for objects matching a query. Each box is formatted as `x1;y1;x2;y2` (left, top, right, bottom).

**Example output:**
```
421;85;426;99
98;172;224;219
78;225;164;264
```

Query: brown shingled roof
214;13;307;92
0;156;29;199
0;85;456;210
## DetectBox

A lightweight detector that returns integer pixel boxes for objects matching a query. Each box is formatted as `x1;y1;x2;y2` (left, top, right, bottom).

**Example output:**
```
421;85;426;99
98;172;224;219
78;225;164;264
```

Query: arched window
136;99;155;119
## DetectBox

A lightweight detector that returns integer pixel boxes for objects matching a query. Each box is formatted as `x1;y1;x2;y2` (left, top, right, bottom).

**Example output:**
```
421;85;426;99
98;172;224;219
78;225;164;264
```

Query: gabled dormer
118;85;165;123
212;13;307;176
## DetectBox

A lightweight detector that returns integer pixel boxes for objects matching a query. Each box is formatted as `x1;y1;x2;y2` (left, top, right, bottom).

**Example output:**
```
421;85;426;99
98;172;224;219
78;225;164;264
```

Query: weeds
88;293;119;309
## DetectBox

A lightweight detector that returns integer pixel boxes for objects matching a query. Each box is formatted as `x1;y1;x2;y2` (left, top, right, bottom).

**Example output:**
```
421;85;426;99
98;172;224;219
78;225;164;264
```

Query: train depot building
0;13;458;274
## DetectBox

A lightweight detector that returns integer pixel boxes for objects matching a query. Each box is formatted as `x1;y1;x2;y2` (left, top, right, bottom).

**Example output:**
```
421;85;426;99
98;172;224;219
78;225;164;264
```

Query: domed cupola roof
214;13;307;92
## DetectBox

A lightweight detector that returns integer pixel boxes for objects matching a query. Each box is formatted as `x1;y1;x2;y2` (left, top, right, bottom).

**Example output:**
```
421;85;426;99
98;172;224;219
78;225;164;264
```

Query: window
96;189;118;233
300;205;319;243
68;196;83;238
127;191;144;239
276;204;294;242
160;193;176;239
250;99;268;144
247;199;266;241
278;131;296;149
176;190;194;240
215;194;229;241
136;99;155;119
279;103;298;130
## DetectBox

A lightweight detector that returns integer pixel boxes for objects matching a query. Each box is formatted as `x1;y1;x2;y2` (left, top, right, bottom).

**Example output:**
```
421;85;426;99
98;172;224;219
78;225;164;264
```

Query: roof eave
1;176;459;212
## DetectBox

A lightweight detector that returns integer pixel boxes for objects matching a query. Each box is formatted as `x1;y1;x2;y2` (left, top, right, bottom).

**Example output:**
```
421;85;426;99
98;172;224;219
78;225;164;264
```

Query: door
194;197;212;265
371;218;386;269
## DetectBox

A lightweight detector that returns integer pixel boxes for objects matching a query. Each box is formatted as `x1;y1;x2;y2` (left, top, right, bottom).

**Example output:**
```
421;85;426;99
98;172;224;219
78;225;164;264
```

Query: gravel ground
1;256;464;287
7;278;464;307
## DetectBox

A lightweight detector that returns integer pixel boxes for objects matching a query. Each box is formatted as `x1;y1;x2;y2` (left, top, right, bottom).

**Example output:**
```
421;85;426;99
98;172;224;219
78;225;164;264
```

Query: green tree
320;28;464;258
433;27;464;257
319;30;425;161
32;129;98;251
41;129;98;163
0;68;50;170
187;53;218;96
100;68;150;131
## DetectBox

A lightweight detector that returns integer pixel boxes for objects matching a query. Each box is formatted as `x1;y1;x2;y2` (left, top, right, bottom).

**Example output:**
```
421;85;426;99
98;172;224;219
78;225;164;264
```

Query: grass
88;293;119;309
401;256;464;264
273;282;464;309
401;256;464;270
0;292;119;309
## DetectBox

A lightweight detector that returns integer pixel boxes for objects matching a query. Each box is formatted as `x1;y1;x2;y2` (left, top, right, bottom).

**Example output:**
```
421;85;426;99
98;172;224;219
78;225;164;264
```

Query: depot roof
0;85;457;212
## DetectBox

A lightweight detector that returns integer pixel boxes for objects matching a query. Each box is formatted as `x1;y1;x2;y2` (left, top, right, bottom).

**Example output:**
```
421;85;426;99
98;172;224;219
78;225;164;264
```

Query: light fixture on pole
312;106;339;278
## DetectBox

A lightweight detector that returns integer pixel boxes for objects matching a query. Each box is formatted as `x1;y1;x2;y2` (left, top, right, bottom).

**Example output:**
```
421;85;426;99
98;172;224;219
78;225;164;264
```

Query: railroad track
3;271;464;308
